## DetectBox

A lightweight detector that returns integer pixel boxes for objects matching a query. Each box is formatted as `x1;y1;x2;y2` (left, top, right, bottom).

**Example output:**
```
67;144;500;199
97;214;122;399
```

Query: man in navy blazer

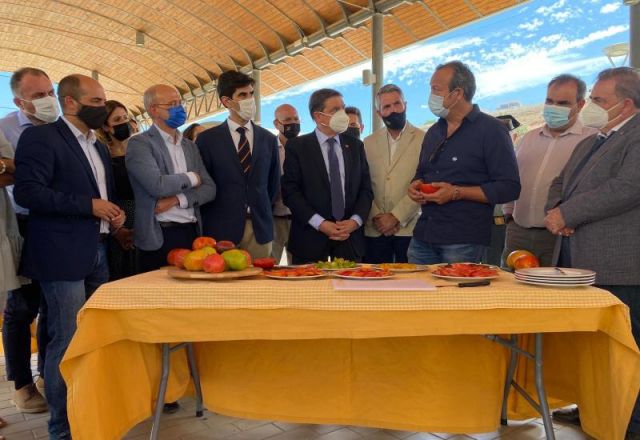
282;88;373;264
197;71;280;258
14;74;124;439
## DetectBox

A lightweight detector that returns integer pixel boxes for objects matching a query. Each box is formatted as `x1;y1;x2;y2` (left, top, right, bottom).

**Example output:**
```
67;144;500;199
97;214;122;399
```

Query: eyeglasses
428;137;448;163
155;100;186;108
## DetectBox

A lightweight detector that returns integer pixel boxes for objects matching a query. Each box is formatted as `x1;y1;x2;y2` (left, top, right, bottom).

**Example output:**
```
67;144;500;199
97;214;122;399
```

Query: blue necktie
327;137;345;221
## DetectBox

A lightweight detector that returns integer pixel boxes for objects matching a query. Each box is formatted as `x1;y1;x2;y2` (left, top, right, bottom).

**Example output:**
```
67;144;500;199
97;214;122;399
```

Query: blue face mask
543;104;572;129
165;105;187;129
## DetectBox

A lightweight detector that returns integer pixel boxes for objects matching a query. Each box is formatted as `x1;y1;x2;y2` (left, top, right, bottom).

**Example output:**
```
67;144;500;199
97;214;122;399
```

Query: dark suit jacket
282;131;373;261
14;118;116;281
196;121;280;244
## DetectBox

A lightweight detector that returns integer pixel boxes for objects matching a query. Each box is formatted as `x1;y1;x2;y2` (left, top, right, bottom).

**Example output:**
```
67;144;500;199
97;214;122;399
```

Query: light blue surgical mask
543;104;572;129
428;93;449;118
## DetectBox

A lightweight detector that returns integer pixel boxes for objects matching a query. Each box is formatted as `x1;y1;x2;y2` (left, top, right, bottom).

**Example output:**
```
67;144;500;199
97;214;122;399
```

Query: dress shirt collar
386;123;407;142
539;119;586;138
61;116;96;145
436;104;480;131
603;113;637;137
17;110;34;127
228;117;252;136
154;124;183;146
315;127;339;147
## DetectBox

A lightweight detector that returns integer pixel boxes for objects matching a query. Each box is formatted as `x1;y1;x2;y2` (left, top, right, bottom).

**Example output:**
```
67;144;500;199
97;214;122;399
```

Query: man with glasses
363;84;423;263
126;84;216;273
501;74;596;267
282;88;372;264
407;61;520;264
0;67;55;414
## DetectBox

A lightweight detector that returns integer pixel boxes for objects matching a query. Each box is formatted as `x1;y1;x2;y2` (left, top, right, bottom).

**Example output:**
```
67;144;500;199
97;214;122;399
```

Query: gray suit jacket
546;113;640;285
126;125;216;251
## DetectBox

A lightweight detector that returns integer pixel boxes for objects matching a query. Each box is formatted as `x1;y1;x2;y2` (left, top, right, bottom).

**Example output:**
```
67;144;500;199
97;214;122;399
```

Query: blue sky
0;0;632;136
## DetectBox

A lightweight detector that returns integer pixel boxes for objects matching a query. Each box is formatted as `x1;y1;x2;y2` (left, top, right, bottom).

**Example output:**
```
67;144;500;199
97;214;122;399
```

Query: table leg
186;342;204;417
501;335;518;425
150;343;170;440
534;333;555;440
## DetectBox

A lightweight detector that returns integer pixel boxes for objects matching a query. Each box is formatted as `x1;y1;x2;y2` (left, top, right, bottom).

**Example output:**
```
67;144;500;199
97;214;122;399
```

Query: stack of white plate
515;267;596;287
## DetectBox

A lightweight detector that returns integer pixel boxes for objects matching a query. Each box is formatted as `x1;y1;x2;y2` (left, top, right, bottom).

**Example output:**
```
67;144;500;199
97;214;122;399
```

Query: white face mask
321;109;349;134
23;95;60;123
580;100;622;129
234;98;256;121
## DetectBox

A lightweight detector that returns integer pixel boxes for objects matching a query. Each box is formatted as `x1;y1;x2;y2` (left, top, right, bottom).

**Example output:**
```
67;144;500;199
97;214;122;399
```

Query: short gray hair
435;60;476;102
548;74;587;101
597;67;640;108
375;84;405;110
10;67;49;98
143;87;158;113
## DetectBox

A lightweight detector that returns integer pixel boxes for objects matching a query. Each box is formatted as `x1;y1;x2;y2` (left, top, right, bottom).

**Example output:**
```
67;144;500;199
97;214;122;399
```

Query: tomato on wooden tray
335;267;392;278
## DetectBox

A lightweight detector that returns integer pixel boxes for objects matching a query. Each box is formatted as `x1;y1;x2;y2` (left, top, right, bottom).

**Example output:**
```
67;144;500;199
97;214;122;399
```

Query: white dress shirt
309;128;362;230
227;118;254;152
154;127;197;223
503;120;597;228
386;125;406;163
61;116;110;233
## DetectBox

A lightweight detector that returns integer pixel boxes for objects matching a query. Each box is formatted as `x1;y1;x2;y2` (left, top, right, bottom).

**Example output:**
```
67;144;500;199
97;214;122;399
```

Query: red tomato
420;183;438;194
254;258;276;270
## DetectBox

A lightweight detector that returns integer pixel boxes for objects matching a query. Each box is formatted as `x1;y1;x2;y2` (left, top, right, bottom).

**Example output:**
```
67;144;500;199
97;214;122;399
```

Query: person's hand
335;219;359;236
92;199;121;222
192;172;201;187
373;213;399;235
422;182;456;205
407;180;426;204
155;196;179;214
110;208;126;228
557;227;575;237
114;227;134;250
544;207;567;235
0;158;15;173
319;220;349;241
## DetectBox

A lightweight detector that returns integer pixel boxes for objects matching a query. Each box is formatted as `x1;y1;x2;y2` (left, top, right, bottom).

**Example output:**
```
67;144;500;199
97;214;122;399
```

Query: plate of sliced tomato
333;267;394;280
263;266;326;280
430;263;500;281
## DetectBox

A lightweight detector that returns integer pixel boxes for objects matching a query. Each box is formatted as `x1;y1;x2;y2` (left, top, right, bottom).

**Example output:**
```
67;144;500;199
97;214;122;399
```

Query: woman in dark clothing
96;100;138;279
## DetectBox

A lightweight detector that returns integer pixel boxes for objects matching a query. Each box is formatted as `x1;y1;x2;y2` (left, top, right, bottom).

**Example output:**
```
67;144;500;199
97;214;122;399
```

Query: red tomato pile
432;263;498;277
265;266;324;277
336;267;391;278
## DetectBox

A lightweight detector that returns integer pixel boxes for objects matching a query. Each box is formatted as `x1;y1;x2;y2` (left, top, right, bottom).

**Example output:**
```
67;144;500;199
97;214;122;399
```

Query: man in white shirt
271;103;300;264
363;84;424;263
502;74;596;266
126;84;216;273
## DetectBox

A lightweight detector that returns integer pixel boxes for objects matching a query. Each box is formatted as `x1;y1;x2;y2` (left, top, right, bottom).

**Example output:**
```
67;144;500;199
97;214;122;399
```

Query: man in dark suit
14;74;124;439
282;88;373;264
197;71;280;258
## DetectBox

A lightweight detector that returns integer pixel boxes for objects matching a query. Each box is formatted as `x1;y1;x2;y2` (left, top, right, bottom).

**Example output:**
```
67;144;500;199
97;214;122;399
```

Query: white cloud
536;0;566;16
551;11;573;23
519;18;544;31
600;2;621;13
548;24;629;54
540;34;562;43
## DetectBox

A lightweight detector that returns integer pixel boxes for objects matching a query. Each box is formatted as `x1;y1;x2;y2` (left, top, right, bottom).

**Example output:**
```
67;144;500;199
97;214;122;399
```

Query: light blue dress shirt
0;110;34;215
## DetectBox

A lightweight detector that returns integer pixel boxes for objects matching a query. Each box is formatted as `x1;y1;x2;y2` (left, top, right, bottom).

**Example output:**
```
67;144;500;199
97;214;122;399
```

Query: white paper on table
332;279;437;291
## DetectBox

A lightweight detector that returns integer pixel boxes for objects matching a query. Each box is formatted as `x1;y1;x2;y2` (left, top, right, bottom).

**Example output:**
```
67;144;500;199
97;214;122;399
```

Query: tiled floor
0;355;592;440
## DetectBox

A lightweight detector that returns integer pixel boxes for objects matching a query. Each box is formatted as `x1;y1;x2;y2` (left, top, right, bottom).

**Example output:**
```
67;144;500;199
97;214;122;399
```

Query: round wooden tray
167;266;263;280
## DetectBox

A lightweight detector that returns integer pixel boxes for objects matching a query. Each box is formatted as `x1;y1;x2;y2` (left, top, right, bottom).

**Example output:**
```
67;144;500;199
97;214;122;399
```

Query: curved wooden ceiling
0;0;523;121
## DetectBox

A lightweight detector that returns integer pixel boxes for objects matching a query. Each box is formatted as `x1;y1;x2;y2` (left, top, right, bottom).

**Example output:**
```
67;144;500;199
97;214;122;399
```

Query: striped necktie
236;126;252;176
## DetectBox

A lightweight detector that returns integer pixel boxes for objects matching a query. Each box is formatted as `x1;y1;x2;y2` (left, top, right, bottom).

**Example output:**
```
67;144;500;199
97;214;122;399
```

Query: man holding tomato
407;61;521;264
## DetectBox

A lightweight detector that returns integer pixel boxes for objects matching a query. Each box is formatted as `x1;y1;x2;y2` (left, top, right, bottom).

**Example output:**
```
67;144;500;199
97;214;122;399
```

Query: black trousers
138;223;198;273
363;235;411;264
2;215;49;389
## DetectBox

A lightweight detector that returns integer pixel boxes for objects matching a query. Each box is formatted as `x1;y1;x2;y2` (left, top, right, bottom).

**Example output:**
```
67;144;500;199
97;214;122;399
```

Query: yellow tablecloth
60;269;640;440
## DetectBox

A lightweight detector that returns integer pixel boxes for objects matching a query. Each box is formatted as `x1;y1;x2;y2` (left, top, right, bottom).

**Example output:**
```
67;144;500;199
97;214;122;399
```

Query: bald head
58;74;105;111
144;84;181;113
274;103;300;141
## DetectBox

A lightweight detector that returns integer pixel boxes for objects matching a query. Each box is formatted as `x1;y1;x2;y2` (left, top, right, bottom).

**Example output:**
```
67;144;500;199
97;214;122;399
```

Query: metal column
253;69;262;124
631;2;640;69
371;12;384;131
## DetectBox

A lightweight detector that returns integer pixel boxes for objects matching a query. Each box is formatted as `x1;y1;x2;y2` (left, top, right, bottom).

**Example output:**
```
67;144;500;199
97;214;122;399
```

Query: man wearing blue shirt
407;61;521;264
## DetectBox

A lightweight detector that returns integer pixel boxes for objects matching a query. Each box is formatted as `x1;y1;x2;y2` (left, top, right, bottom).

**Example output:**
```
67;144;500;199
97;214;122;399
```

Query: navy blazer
196;121;280;244
14;118;116;281
282;131;373;261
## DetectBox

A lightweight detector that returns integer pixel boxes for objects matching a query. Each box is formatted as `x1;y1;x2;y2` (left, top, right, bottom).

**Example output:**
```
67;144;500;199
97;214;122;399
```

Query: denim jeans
2;282;48;389
40;242;109;439
407;237;487;265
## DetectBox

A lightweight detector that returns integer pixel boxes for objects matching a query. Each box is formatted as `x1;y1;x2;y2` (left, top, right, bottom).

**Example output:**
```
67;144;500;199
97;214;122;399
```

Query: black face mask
281;122;300;139
111;122;131;141
346;126;361;139
77;104;108;129
382;111;407;131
